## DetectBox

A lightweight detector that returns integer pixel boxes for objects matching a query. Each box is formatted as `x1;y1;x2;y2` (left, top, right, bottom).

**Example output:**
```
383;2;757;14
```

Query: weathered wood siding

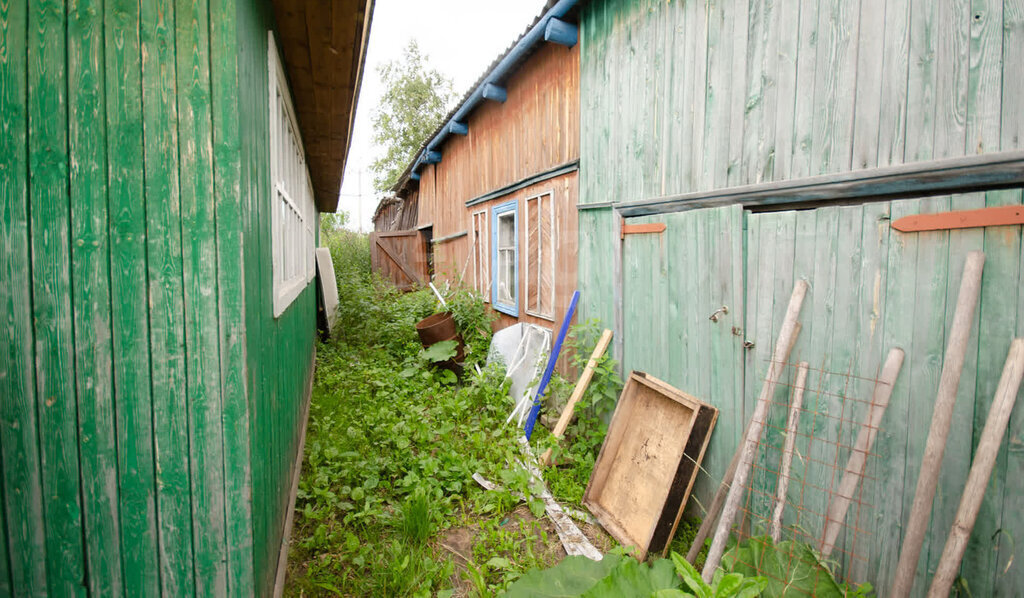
0;0;316;594
579;0;1024;206
415;41;580;335
237;2;318;595
581;191;1024;594
742;191;1024;595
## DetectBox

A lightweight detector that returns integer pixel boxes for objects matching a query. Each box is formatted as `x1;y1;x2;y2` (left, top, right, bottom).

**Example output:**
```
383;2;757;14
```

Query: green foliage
721;536;871;598
438;283;497;365
370;40;455;191
319;211;349;237
504;550;682;597
668;552;768;598
505;550;768;598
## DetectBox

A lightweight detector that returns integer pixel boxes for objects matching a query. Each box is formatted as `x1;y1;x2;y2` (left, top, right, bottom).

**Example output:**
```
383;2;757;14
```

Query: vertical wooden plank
821;205;864;571
904;0;938;162
175;0;228;592
871;197;920;590
703;0;735;189
1002;0;1023;152
741;0;780;185
932;0;970;159
876;0;910;166
798;206;838;543
209;0;255;592
921;193;984;592
966;0;1002;154
27;0;87;594
845;200;891;582
726;0;750;187
789;0;819;179
851;0;886;170
995;188;1024;594
140;0;196;592
103;0;162;593
971;189;1021;596
67;0;123;594
0;0;47;592
810;0;861;174
687;0;708;192
770;0;800;181
902;194;952;594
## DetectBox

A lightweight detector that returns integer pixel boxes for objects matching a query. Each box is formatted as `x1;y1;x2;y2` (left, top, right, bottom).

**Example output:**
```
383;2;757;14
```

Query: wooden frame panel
584;372;718;559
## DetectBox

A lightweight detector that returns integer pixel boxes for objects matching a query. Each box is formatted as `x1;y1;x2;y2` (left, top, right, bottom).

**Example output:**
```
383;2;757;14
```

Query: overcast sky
336;0;546;231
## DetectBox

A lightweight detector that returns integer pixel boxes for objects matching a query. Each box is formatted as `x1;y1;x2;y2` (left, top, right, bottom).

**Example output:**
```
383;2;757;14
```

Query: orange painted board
621;223;667;238
892;205;1024;232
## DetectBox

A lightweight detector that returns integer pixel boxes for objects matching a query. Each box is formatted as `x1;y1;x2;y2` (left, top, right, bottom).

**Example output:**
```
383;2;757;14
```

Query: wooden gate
370;230;429;290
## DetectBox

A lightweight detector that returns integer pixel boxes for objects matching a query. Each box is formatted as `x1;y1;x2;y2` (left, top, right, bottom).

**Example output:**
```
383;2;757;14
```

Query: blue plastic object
523;290;579;439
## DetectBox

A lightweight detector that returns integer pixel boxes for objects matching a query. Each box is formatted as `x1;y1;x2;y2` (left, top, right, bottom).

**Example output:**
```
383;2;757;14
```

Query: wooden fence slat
104;0;163;593
175;0;229;592
28;0;88;594
140;0;196;592
0;0;46;591
210;0;256;592
68;0;124;593
993;189;1024;596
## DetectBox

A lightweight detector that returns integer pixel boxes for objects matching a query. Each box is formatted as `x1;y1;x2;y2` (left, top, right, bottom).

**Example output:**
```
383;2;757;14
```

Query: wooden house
574;0;1024;593
0;0;370;595
379;0;580;333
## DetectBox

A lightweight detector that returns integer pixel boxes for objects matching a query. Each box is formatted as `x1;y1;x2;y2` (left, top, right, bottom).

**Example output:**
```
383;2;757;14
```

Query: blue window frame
491;199;519;316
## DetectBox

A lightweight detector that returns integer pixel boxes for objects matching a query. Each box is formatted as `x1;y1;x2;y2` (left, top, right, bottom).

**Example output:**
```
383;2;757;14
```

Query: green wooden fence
580;189;1024;594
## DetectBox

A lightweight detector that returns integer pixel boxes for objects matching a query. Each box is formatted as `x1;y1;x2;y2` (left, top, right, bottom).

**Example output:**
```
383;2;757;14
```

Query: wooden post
820;347;905;557
685;323;802;564
890;251;985;597
770;362;810;543
927;339;1024;597
702;279;809;582
541;329;613;466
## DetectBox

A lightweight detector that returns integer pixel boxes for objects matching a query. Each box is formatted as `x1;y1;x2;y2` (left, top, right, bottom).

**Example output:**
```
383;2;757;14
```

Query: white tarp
486;323;551;427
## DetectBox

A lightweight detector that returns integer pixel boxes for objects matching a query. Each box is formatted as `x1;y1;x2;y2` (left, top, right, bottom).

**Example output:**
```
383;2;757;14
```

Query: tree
370;40;455;192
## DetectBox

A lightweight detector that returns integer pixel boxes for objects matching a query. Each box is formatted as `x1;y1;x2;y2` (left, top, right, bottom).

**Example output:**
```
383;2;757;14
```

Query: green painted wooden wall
577;0;1024;593
588;193;1024;594
0;0;316;594
579;0;1023;207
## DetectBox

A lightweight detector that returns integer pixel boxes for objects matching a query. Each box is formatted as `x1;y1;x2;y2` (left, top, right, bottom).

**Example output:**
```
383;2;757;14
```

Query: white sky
336;0;546;231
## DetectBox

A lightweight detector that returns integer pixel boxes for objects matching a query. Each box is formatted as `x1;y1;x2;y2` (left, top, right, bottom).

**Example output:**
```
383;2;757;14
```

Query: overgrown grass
286;231;595;596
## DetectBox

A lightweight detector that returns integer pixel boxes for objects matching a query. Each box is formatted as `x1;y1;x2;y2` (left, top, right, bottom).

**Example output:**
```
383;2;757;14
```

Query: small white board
315;247;339;335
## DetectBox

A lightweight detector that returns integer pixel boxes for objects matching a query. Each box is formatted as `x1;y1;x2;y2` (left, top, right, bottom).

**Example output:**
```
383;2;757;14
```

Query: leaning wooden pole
820;347;905;557
770;362;810;543
702;279;809;582
685;323;802;564
890;251;985;597
540;329;613;466
927;339;1024;597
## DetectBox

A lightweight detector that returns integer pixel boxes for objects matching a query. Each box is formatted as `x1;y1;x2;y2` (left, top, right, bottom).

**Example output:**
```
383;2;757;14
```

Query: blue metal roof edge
404;0;579;183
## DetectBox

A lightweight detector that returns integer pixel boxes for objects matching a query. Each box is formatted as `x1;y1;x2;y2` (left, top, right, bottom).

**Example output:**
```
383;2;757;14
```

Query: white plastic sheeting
486;323;551;427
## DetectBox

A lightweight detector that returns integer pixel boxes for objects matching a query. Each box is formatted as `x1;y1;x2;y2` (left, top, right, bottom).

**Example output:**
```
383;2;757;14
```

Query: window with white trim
525;191;555;319
491;200;518;316
269;33;316;317
471;209;490;301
